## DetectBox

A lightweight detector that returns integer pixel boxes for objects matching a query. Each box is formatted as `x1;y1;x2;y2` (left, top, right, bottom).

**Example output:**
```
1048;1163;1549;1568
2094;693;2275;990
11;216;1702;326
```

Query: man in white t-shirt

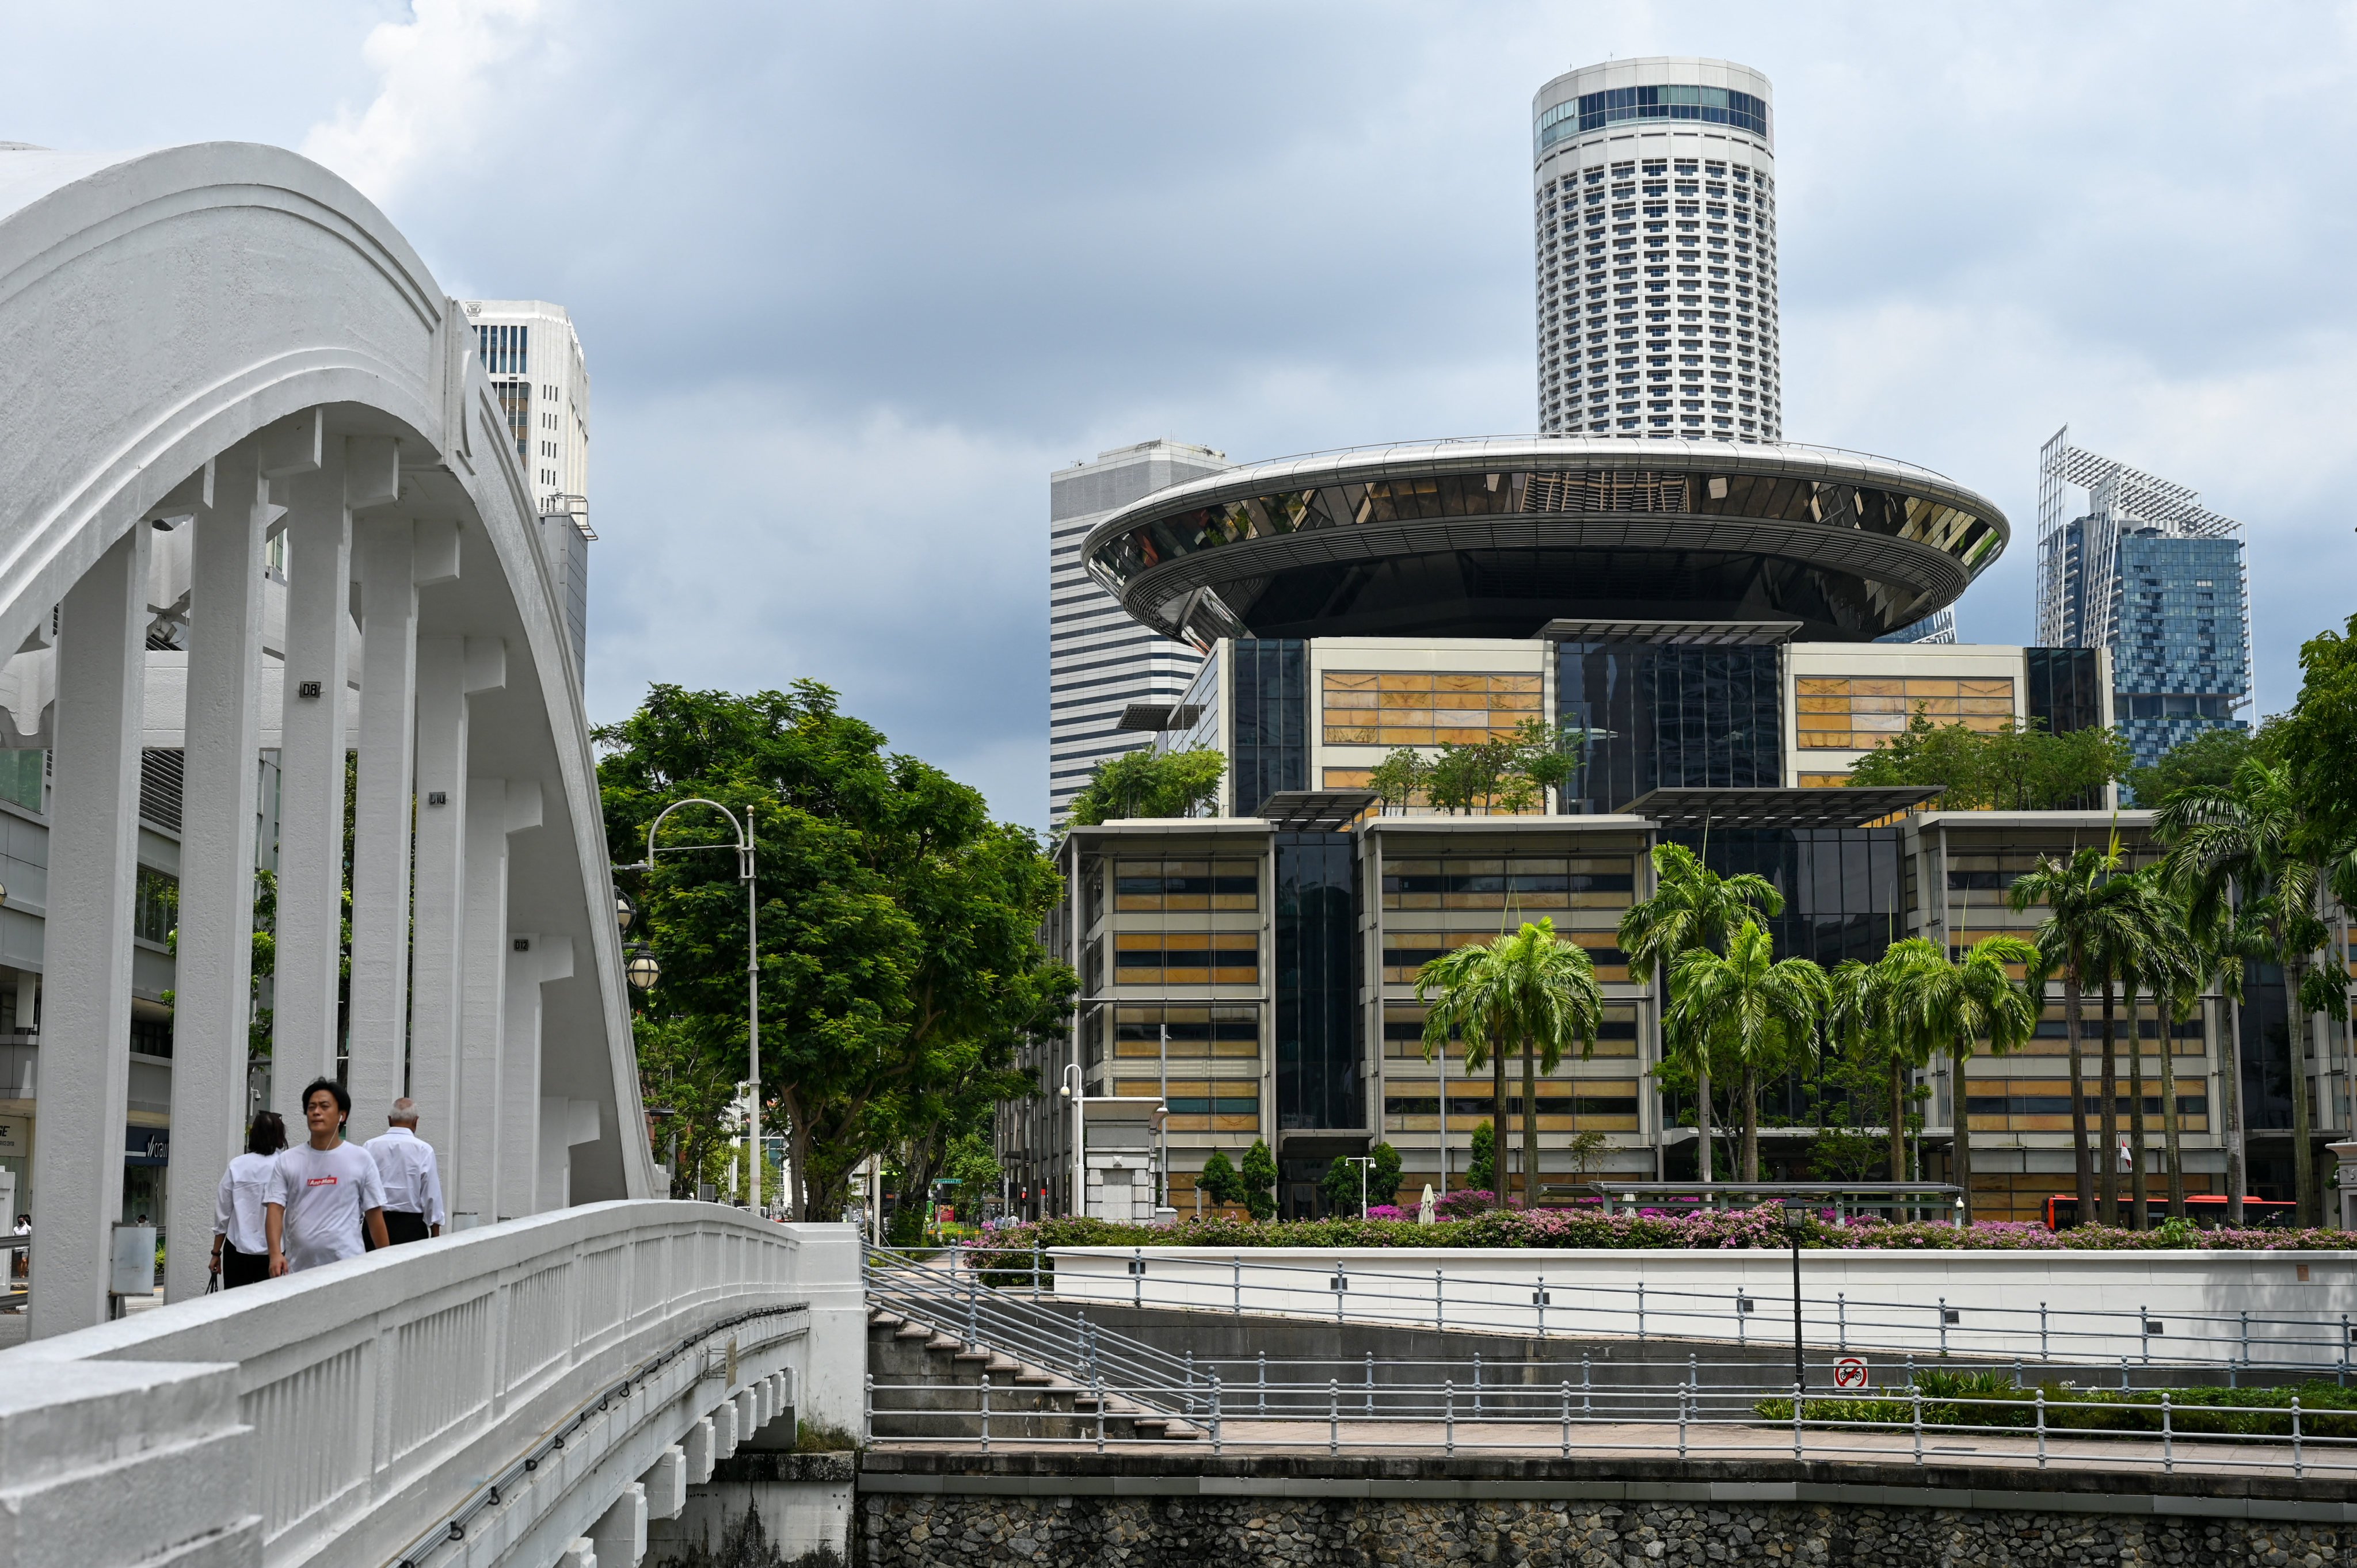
266;1078;390;1274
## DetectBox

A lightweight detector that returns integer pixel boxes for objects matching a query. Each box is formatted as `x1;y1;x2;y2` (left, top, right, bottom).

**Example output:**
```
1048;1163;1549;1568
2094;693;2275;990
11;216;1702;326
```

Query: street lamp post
617;799;761;1214
1346;1155;1376;1219
1781;1199;1810;1395
1058;1064;1084;1218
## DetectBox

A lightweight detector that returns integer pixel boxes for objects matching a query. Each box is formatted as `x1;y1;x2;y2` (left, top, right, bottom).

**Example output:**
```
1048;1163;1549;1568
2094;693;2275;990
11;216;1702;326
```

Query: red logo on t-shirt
307;1177;337;1187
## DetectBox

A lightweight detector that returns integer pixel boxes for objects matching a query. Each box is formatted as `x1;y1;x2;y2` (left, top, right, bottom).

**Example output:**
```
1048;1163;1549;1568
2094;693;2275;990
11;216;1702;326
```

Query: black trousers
381;1209;431;1246
220;1242;270;1289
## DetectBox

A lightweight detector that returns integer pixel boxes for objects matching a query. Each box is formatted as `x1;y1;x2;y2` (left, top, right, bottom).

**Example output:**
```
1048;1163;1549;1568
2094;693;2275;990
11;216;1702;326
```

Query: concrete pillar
271;434;396;1103
409;638;502;1208
451;777;538;1226
538;1095;600;1212
500;934;573;1219
642;1446;688;1521
345;518;420;1121
684;1417;717;1483
556;1542;596;1568
714;1397;740;1459
165;448;270;1303
29;522;151;1336
589;1484;646;1568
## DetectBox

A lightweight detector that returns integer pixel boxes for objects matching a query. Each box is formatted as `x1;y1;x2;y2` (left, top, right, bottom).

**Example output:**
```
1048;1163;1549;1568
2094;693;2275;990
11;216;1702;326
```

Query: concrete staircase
866;1306;1201;1443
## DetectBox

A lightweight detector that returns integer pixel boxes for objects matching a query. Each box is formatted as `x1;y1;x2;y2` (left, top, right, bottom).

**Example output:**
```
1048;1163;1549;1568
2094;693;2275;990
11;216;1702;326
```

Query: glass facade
1537;85;1771;152
2024;646;2104;734
2112;534;2249;787
1321;671;1541;746
1795;676;2014;751
1555;640;1782;812
1228;639;1306;816
1274;833;1360;1130
475;323;528;375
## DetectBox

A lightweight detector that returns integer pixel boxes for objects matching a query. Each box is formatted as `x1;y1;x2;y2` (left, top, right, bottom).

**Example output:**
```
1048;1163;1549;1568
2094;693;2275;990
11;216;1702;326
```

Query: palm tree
2011;840;2138;1223
1619;844;1784;1184
1828;943;1930;1189
2134;881;2203;1222
1415;917;1604;1210
2159;757;2355;1225
1895;934;2043;1224
1666;920;1829;1182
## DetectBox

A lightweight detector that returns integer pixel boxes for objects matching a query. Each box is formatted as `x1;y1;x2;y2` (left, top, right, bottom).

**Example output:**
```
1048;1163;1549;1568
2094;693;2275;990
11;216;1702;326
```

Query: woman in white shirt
210;1111;287;1290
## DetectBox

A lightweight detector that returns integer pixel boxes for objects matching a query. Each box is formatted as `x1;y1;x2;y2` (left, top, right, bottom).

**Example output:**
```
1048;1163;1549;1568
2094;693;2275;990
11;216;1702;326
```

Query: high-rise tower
1532;58;1781;442
464;298;593;685
2036;428;2251;785
1047;439;1231;826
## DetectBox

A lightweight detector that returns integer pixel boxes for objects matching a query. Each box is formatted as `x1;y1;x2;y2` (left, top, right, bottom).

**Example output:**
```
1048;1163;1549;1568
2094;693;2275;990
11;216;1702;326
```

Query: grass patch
1755;1371;2357;1437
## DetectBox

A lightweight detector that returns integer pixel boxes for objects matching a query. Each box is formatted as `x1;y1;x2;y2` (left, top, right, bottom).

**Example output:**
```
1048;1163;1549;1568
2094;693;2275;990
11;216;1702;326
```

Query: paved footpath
877;1416;2356;1485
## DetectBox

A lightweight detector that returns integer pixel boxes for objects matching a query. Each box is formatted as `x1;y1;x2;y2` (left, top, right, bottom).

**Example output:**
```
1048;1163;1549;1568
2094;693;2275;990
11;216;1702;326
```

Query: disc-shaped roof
1081;437;2008;643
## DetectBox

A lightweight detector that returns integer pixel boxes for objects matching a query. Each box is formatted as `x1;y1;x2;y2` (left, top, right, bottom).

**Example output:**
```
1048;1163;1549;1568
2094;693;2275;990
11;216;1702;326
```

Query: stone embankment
857;1452;2357;1566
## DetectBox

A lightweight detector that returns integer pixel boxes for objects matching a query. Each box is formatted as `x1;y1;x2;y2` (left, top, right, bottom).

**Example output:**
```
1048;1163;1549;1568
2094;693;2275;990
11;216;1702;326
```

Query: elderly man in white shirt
363;1098;447;1246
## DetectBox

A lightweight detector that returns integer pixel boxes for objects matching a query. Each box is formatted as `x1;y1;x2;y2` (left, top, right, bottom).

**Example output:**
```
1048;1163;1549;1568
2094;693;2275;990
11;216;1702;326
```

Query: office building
995;435;2343;1226
1532;57;1781;441
1878;607;1958;644
1047;440;1231;826
464;299;595;684
2035;428;2249;786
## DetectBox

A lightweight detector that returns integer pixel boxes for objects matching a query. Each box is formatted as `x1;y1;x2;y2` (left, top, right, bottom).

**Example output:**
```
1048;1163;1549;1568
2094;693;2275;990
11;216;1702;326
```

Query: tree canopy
596;681;1073;1221
1064;747;1224;825
1845;713;2129;810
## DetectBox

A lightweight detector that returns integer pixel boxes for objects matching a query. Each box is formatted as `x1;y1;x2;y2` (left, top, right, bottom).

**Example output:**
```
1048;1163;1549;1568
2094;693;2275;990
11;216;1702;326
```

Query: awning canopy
1255;789;1381;831
1619;785;1945;830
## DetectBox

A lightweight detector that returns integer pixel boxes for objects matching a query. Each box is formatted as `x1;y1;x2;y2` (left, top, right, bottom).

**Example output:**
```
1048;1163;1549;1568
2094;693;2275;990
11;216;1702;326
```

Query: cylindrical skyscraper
1532;57;1781;442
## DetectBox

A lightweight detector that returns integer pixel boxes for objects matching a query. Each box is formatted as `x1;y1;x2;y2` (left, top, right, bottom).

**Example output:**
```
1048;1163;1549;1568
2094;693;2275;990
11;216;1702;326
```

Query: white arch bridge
0;143;863;1565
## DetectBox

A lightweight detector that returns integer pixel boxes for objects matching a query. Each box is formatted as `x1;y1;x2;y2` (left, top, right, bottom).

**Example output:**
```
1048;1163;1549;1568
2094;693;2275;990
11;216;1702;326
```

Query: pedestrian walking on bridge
364;1098;444;1245
210;1111;285;1289
266;1079;389;1275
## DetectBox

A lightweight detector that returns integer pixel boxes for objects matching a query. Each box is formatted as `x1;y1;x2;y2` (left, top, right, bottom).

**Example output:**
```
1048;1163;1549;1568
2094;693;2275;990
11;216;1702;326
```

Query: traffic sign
1833;1356;1869;1390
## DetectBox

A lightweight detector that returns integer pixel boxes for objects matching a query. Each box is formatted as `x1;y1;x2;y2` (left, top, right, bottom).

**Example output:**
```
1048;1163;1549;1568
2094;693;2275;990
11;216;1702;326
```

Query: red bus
2041;1193;2298;1231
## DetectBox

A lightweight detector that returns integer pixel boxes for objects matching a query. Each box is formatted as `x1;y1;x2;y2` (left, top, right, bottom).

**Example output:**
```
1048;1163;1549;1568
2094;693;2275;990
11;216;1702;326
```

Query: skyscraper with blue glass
2035;428;2250;790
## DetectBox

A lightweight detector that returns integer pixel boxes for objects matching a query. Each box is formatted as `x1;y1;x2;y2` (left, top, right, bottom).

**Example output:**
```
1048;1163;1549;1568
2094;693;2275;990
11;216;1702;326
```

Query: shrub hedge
1755;1370;2357;1439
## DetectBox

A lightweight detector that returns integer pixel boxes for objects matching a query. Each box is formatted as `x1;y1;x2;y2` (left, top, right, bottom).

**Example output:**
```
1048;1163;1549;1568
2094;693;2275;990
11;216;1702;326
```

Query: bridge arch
0;140;654;1330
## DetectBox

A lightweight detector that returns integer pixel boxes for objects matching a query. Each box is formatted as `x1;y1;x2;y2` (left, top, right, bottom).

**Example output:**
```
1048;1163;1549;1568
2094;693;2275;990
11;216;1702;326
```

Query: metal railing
988;1244;2357;1375
867;1360;2357;1479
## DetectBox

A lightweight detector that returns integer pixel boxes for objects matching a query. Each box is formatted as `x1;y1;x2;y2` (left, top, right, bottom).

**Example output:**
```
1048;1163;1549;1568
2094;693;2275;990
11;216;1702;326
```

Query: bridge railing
0;1204;863;1568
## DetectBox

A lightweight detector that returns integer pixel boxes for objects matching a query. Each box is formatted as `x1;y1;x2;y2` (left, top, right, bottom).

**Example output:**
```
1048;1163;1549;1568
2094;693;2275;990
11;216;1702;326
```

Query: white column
344;518;420;1123
452;777;540;1224
271;436;397;1102
163;448;269;1304
409;636;502;1208
501;933;573;1219
29;523;151;1337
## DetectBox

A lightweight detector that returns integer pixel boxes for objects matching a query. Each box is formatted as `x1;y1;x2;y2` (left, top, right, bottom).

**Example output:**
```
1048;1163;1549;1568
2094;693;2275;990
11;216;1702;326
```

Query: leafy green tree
2124;725;2256;808
1894;934;2042;1223
1848;712;2130;810
942;1129;1002;1222
2158;754;2356;1224
1619;844;1784;1184
1425;739;1534;815
1465;1118;1497;1192
1367;1140;1403;1206
1666;921;1829;1182
2274;613;2357;845
1366;748;1431;811
2011;840;2141;1220
1320;1157;1368;1215
1414;918;1604;1208
1197;1148;1243;1211
596;682;1074;1221
1064;747;1225;825
1237;1138;1278;1222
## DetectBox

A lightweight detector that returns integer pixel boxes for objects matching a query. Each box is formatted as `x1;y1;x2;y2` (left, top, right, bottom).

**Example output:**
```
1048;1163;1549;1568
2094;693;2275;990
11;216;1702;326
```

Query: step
924;1335;963;1353
892;1323;934;1342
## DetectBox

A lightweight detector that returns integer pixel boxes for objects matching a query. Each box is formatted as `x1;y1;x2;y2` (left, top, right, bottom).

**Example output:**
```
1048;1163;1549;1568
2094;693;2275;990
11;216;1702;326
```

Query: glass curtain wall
1229;639;1307;816
1274;833;1360;1131
1556;640;1783;812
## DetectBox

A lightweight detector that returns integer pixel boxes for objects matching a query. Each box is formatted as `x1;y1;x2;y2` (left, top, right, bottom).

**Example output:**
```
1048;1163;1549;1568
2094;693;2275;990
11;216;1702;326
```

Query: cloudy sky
7;2;2355;829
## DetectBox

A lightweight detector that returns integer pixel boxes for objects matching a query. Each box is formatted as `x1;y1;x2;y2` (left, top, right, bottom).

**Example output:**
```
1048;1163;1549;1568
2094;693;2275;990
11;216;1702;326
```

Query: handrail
974;1242;2357;1375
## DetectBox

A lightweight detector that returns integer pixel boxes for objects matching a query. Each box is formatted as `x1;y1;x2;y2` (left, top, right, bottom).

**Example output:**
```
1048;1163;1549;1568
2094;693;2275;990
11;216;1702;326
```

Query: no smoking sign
1832;1357;1870;1390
